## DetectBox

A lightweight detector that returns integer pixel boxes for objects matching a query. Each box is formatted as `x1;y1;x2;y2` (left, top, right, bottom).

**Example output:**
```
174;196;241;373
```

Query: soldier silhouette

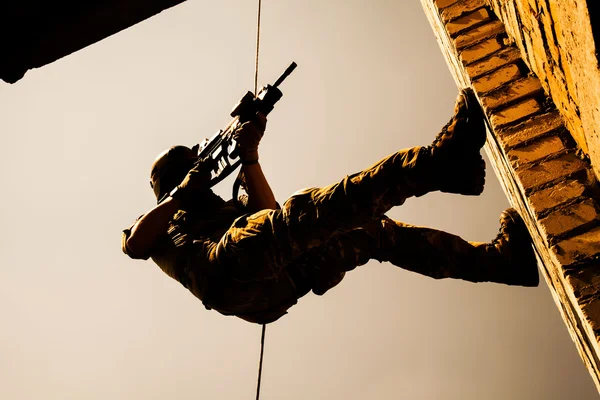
122;89;538;324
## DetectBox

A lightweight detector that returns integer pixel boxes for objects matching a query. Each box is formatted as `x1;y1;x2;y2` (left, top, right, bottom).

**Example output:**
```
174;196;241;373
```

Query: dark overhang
1;0;186;83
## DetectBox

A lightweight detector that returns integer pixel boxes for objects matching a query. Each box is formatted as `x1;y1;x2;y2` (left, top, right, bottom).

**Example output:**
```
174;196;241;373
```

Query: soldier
122;89;539;324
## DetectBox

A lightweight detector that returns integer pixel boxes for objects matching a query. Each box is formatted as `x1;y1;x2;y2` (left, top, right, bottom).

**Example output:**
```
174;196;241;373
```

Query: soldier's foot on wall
489;208;540;287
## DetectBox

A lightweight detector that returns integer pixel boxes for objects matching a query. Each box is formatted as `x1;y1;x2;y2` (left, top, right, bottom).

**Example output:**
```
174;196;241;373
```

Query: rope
254;0;262;96
255;323;267;400
253;2;267;400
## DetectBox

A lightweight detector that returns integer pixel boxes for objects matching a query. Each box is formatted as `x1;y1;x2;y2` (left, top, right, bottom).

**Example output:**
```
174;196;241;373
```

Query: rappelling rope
255;323;267;400
253;2;267;400
254;0;262;96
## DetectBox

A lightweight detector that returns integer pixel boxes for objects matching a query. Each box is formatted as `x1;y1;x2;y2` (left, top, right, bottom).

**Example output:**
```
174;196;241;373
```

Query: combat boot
484;208;540;287
428;88;487;195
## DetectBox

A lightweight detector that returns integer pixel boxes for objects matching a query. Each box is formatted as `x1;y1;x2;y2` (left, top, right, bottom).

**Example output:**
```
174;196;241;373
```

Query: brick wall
485;0;600;183
421;0;600;392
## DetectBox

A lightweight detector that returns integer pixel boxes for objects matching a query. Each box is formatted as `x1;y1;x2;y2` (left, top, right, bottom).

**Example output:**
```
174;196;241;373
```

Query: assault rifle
197;62;297;195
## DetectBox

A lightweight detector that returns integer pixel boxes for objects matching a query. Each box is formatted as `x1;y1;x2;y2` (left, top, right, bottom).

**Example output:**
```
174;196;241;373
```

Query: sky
1;1;598;399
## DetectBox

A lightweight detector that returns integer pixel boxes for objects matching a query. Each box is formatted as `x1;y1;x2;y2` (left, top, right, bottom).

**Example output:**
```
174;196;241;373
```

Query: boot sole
501;208;540;287
440;154;486;196
462;88;487;151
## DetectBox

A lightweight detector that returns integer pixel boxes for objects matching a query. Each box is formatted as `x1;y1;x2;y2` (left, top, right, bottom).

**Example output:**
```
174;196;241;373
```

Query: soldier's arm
123;197;181;259
235;112;277;212
242;162;277;212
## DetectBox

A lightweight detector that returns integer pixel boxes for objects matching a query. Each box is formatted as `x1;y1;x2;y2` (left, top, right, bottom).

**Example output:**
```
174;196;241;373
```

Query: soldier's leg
332;209;539;286
215;90;487;271
303;211;539;289
278;89;487;258
375;211;538;286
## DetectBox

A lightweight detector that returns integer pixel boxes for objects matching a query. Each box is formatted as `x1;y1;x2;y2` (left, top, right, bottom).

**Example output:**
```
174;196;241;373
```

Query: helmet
150;145;197;203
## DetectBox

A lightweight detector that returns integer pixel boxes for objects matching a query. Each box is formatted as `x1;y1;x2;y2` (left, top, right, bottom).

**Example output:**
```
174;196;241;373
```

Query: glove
172;160;212;205
233;112;267;164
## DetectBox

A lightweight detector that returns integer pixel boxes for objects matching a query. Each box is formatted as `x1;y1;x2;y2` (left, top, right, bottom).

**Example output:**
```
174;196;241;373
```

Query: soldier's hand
176;160;212;200
233;112;267;163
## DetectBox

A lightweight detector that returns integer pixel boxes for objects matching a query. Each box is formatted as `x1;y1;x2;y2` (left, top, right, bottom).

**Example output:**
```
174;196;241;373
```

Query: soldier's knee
281;187;319;221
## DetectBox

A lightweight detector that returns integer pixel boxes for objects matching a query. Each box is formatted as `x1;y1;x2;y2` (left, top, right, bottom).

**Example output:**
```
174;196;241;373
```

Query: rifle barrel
273;62;297;88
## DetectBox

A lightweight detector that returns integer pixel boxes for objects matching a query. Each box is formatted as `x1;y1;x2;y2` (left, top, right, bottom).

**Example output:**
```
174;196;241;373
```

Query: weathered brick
544;64;588;154
566;265;600;302
519;23;539;72
460;37;504;65
486;1;507;28
539;199;600;237
441;0;487;23
472;63;521;94
487;0;598;166
528;179;588;215
447;8;492;36
497;111;564;148
489;98;541;128
540;4;560;64
466;47;521;79
553;226;600;266
515;152;588;191
480;76;543;110
454;20;506;50
581;298;600;338
507;136;565;167
526;0;539;14
436;0;460;8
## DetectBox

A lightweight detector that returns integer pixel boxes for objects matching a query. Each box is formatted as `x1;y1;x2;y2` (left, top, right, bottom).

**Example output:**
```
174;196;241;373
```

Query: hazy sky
1;1;598;399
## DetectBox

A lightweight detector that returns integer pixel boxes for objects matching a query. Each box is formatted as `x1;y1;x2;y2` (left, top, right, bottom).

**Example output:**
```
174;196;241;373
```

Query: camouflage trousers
205;146;495;323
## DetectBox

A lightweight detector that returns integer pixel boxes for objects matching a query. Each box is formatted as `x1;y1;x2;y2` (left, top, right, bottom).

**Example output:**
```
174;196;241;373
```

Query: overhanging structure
0;1;186;83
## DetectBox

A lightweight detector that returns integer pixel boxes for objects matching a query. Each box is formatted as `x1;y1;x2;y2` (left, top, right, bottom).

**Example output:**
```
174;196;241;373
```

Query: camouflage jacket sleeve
121;214;151;260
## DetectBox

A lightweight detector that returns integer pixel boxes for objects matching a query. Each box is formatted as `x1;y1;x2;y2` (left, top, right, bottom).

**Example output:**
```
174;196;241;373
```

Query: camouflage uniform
123;145;506;324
